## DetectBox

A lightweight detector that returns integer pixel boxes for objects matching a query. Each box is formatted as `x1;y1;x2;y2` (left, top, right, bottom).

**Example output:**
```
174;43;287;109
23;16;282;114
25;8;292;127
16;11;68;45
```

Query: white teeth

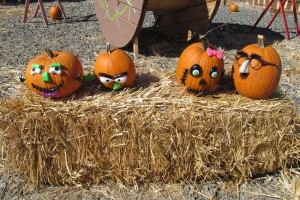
239;59;250;74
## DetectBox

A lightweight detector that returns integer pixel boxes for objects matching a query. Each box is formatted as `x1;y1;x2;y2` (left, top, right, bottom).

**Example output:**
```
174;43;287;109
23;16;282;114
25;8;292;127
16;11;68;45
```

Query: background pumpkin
49;5;62;20
24;48;84;98
94;43;136;90
232;35;282;99
230;3;238;12
176;40;224;95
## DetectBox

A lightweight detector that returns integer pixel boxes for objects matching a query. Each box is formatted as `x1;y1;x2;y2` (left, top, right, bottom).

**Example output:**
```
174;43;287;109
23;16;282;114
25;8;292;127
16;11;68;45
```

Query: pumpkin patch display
49;5;62;20
94;43;136;90
232;35;282;99
20;48;84;98
176;40;224;95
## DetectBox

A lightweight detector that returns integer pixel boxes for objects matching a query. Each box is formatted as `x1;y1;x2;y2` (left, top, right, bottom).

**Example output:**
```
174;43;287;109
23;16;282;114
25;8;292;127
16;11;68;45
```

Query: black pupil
211;66;218;73
190;64;202;77
210;66;219;77
55;67;59;71
32;68;35;71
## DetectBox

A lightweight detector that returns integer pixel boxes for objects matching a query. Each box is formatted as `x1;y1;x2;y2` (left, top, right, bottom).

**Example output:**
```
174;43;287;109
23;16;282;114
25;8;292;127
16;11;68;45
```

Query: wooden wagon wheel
94;0;221;56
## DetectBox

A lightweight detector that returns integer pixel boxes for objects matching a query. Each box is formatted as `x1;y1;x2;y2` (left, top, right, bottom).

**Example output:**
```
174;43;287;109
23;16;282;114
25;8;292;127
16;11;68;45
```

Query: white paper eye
100;76;114;84
49;63;62;75
115;75;127;83
30;64;42;75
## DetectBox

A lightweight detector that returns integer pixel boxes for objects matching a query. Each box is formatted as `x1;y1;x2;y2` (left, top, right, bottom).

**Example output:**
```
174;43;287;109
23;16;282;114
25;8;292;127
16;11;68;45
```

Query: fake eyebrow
250;54;262;60
99;72;128;79
113;72;128;79
250;53;273;66
31;64;42;69
98;73;114;79
250;54;281;71
236;51;249;57
50;63;62;68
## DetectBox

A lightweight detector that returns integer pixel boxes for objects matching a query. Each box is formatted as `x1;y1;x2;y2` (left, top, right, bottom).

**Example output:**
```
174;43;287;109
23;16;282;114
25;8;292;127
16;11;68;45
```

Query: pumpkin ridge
265;51;281;96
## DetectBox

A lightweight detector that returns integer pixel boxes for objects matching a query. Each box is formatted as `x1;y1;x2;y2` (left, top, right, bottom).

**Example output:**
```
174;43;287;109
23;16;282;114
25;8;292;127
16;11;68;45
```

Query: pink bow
207;47;222;59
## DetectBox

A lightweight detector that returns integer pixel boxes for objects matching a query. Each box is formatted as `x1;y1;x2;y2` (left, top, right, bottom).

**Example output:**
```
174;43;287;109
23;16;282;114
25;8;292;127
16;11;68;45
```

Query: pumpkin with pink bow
176;39;224;96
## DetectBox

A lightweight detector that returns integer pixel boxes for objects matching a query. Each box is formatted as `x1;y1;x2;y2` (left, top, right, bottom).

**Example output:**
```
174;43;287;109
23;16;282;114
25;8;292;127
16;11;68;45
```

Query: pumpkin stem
106;42;111;54
257;35;265;48
199;36;209;51
45;48;55;58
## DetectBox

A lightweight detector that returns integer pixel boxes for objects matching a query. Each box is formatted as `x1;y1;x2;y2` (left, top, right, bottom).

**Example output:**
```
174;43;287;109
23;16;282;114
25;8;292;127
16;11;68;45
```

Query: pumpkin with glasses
232;35;282;99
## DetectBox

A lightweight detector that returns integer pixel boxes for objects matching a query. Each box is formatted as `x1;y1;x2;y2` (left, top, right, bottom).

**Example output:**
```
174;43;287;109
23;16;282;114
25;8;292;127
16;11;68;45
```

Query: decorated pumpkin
232;35;282;99
49;5;62;20
20;48;84;98
176;39;224;95
94;43;136;90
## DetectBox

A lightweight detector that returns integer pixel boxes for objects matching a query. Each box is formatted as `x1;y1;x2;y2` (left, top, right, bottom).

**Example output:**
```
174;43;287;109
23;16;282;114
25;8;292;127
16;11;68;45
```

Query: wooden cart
94;0;221;57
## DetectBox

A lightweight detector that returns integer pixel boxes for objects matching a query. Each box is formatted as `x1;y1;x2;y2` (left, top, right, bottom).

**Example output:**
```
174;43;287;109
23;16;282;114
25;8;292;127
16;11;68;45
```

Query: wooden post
24;0;48;26
133;37;139;60
22;0;30;23
56;0;67;19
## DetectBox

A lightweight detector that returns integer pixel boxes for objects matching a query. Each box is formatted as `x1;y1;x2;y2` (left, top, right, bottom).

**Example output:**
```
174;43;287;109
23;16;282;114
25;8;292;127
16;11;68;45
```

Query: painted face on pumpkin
180;63;222;95
235;51;281;78
98;72;128;90
21;62;82;98
93;46;136;91
177;46;224;96
21;49;84;98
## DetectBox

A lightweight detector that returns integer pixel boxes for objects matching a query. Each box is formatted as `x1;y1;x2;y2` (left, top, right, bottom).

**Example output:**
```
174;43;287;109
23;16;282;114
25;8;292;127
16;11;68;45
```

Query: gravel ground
0;0;300;199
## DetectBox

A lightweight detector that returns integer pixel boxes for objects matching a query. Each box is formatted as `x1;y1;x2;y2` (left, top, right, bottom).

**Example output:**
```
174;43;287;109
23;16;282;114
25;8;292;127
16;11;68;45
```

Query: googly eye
30;64;42;75
115;75;127;83
100;76;113;84
210;66;219;79
190;64;202;77
49;63;62;75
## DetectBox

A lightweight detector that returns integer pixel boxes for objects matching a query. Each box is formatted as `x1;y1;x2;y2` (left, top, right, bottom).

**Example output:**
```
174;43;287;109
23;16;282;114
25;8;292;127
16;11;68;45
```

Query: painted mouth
31;83;63;98
187;88;210;96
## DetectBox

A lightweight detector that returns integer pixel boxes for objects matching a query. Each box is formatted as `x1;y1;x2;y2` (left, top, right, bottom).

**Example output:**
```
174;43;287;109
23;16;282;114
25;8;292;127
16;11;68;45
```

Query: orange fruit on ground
49;5;62;20
230;4;238;12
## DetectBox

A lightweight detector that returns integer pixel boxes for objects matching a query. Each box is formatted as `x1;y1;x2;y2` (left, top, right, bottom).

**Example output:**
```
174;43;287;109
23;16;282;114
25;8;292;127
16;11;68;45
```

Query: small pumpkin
230;3;238;12
176;39;224;95
20;48;84;98
232;35;282;99
49;5;62;20
94;43;136;90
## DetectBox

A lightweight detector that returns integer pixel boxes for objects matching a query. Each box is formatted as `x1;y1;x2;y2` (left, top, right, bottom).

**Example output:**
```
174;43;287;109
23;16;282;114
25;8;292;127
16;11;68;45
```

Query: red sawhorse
250;0;299;40
22;0;67;26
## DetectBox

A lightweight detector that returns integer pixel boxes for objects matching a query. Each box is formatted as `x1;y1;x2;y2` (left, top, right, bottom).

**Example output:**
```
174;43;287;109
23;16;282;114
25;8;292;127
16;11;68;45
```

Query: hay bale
0;71;299;186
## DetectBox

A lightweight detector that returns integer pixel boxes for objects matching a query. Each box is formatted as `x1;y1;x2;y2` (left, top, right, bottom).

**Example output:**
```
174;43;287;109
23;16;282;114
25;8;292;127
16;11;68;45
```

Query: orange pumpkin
230;3;238;12
49;5;62;20
94;43;136;90
232;35;282;99
176;40;224;95
21;48;84;98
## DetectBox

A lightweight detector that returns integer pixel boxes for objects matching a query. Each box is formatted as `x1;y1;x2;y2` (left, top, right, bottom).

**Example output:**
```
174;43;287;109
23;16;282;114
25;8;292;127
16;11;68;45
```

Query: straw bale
0;70;299;186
